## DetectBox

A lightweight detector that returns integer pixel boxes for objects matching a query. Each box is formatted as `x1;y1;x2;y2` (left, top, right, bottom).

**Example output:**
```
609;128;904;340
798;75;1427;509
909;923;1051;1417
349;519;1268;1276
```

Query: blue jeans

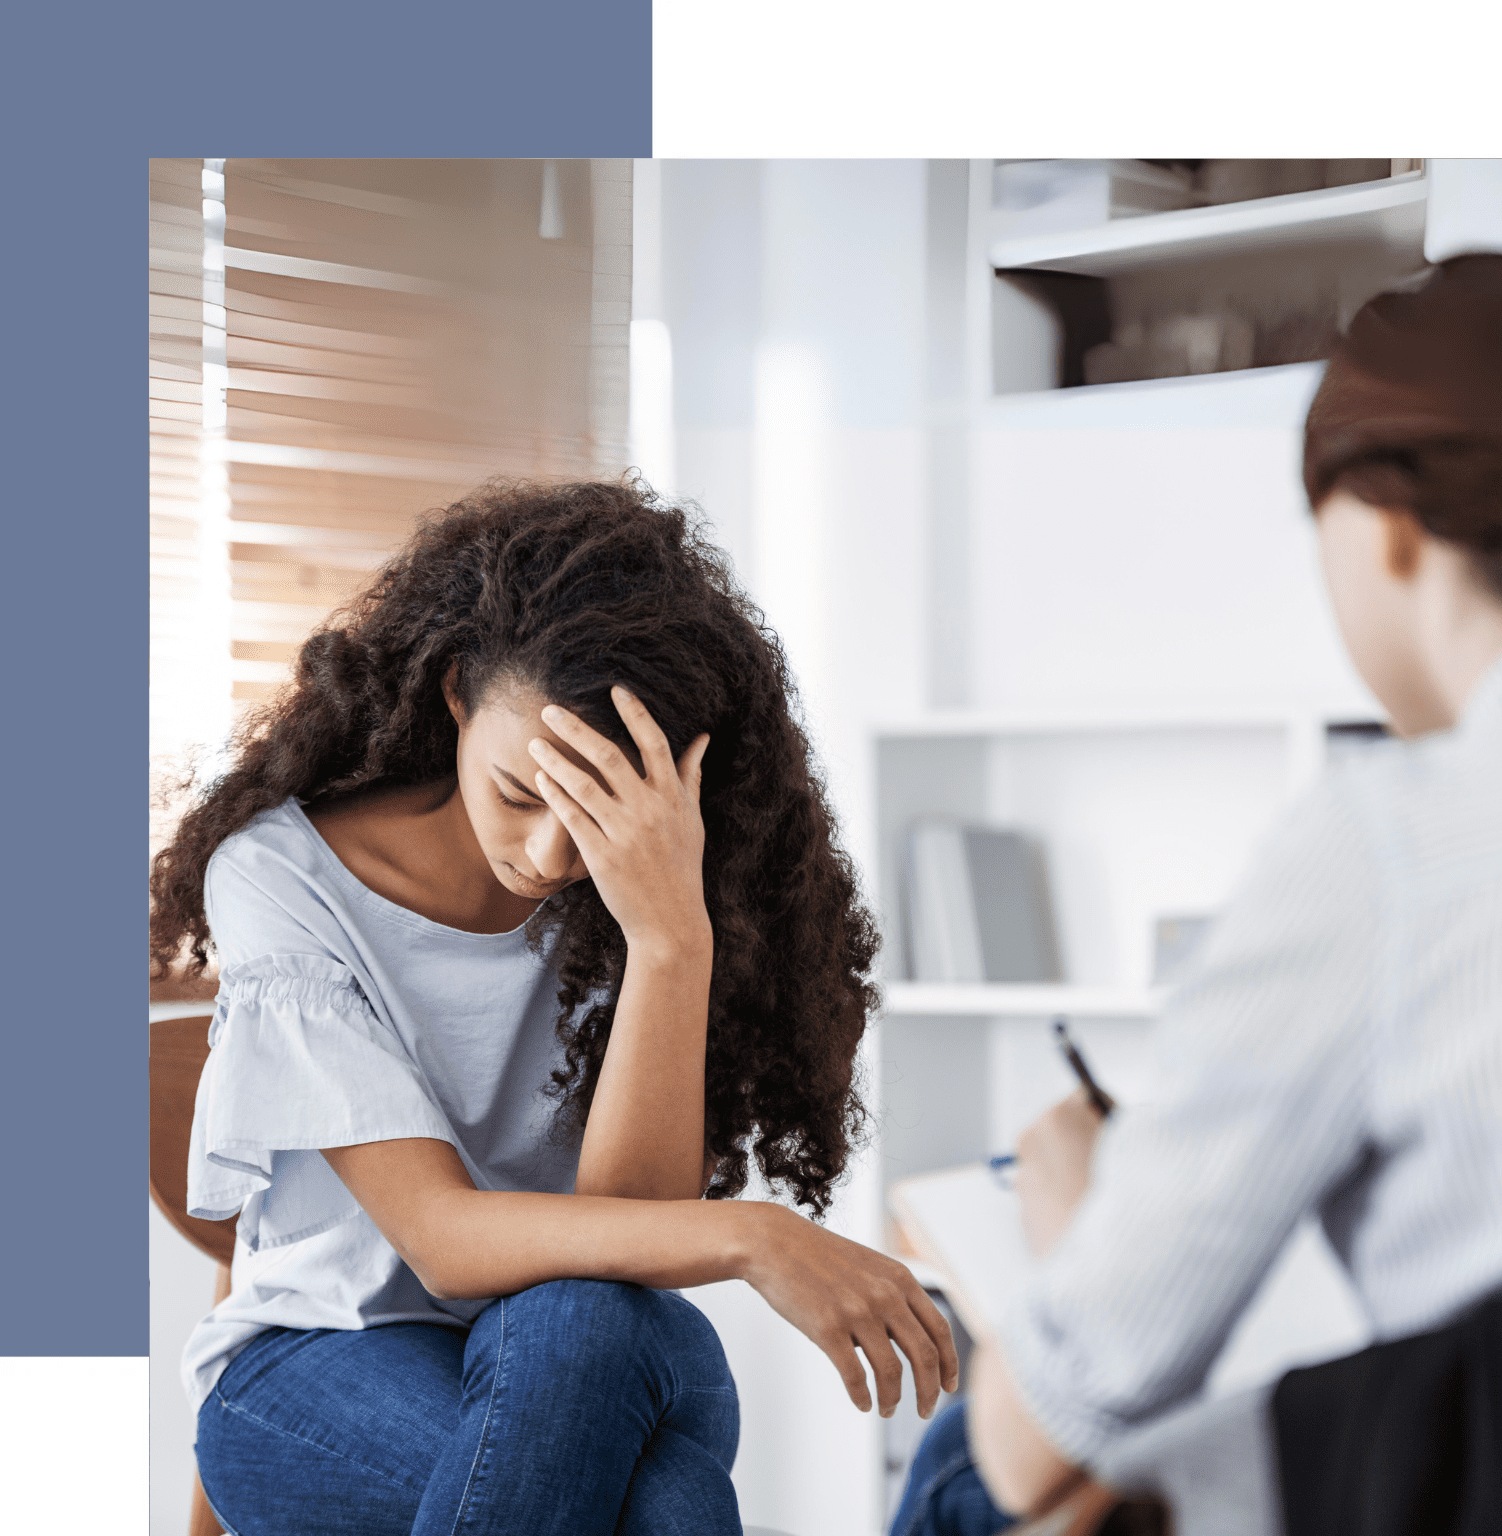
195;1279;741;1536
889;1398;1016;1536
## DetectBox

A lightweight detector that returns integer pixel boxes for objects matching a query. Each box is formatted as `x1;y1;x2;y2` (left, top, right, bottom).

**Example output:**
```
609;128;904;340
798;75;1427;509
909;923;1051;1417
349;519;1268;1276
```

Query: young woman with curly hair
151;478;958;1536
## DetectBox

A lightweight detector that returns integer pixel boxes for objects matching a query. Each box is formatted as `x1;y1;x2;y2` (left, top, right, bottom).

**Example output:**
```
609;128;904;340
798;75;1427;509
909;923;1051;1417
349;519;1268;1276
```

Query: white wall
150;1201;218;1536
969;375;1374;720
654;158;935;1536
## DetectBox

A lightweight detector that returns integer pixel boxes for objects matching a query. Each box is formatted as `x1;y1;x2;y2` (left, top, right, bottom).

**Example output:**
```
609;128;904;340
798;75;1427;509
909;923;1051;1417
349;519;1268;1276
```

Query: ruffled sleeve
186;953;459;1253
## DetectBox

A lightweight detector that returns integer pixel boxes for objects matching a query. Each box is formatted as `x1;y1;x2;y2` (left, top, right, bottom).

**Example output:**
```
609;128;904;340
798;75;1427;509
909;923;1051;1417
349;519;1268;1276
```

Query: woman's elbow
392;1230;475;1302
418;1266;460;1302
404;1246;459;1301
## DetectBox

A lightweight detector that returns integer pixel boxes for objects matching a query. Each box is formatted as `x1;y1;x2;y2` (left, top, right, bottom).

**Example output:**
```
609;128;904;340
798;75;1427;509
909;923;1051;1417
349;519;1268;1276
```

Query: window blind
148;158;206;765
218;159;634;705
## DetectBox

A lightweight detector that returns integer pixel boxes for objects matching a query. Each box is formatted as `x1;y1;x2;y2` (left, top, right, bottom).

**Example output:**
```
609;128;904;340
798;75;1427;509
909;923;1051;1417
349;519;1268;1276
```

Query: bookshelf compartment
876;722;1289;991
981;162;1429;395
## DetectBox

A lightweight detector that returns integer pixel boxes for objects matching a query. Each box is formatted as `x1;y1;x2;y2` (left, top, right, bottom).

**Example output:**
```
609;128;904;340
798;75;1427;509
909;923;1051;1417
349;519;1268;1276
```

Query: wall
150;1201;219;1536
651;157;934;1536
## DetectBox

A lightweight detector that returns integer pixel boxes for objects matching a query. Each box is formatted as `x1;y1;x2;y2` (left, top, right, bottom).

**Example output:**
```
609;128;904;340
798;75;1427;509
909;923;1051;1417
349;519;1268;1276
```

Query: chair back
150;1015;236;1267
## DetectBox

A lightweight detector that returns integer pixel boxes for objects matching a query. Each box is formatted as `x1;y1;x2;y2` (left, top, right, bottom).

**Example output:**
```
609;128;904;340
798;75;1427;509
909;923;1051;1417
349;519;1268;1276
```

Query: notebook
888;1163;1033;1346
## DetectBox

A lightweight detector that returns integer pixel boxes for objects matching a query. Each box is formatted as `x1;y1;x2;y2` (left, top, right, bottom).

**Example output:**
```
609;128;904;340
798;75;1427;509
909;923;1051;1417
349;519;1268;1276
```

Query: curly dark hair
150;478;881;1214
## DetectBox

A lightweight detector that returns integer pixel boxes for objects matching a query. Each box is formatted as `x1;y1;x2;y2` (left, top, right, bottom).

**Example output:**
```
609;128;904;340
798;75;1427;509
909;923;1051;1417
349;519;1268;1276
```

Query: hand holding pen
991;1019;1114;1258
1051;1017;1115;1118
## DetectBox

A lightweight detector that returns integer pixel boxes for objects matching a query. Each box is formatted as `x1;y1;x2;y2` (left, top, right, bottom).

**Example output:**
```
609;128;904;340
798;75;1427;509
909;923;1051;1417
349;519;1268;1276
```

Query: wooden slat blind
148;158;205;765
219;159;634;703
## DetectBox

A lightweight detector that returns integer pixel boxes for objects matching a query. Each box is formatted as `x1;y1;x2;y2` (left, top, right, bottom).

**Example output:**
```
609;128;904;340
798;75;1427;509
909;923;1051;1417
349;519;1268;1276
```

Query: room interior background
149;157;1502;1536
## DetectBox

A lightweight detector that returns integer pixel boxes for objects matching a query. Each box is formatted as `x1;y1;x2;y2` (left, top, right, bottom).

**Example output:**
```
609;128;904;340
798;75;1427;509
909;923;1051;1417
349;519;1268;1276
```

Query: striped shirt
1001;657;1502;1465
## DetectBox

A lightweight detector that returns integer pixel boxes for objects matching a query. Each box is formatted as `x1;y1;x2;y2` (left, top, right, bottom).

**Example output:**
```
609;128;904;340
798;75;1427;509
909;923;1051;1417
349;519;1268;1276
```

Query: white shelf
988;175;1427;278
869;701;1355;739
982;359;1325;431
882;982;1164;1019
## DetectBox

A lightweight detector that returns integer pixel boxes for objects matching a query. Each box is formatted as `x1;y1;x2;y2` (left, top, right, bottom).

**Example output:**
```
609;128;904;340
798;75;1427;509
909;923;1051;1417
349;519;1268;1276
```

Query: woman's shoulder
204;799;339;960
206;799;324;890
1255;709;1500;921
209;794;312;854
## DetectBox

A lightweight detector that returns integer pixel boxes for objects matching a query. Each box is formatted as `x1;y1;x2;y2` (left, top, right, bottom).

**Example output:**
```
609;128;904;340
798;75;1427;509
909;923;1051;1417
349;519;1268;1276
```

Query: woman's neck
1411;549;1502;731
308;780;540;935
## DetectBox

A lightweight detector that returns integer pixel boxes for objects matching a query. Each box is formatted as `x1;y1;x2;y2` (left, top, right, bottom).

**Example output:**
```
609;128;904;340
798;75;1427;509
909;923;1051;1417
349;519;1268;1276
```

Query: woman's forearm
970;1338;1078;1514
324;1136;752;1299
322;1136;962;1419
417;1184;760;1300
572;928;715;1200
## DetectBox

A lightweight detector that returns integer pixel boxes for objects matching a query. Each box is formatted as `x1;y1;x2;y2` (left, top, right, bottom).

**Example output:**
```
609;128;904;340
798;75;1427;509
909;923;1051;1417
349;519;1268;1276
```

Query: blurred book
902;819;1062;984
1152;914;1216;985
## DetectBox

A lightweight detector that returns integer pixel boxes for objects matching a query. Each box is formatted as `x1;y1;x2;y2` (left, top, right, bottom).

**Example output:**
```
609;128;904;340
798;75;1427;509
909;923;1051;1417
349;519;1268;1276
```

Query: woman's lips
504;863;567;896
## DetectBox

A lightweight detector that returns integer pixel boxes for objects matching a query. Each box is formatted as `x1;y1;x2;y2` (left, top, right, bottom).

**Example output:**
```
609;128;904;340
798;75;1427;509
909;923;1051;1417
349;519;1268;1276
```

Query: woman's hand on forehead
526;686;712;953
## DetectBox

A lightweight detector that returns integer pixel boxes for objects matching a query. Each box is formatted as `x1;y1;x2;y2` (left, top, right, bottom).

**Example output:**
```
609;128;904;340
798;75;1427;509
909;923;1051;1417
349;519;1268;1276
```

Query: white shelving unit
987;172;1427;278
968;160;1433;401
869;705;1372;1175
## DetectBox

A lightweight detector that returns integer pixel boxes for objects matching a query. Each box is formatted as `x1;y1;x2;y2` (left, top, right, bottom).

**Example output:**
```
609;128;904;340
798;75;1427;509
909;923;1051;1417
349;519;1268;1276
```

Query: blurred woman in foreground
893;255;1502;1535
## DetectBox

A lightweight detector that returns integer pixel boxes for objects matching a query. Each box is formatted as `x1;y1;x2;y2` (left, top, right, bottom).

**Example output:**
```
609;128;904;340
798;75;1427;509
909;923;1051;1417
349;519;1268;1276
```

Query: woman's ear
441;662;465;725
1382;508;1426;580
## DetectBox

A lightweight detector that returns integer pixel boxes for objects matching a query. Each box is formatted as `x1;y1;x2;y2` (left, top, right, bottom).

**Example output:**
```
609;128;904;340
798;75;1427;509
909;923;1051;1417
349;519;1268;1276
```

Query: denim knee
464;1281;730;1396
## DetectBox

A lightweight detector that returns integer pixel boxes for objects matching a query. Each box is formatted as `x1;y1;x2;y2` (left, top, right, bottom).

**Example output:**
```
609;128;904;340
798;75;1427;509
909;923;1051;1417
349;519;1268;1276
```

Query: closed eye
492;763;548;809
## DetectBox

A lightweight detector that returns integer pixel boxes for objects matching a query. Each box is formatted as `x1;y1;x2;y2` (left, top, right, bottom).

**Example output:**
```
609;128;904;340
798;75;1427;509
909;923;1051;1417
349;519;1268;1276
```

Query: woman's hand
742;1204;960;1419
527;687;711;954
1014;1089;1104;1259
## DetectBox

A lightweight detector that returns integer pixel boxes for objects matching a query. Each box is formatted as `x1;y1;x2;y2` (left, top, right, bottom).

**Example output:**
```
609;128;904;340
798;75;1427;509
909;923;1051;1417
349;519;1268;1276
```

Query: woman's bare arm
322;1136;960;1419
572;931;714;1200
526;690;716;1200
970;1340;1077;1513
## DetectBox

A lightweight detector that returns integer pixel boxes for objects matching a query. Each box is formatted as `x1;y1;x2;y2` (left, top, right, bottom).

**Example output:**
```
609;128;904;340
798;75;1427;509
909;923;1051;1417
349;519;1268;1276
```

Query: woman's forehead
472;685;646;781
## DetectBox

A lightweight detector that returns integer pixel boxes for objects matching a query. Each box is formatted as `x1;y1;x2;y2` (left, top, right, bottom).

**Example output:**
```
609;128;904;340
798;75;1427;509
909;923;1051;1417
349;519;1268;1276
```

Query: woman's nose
526;812;580;883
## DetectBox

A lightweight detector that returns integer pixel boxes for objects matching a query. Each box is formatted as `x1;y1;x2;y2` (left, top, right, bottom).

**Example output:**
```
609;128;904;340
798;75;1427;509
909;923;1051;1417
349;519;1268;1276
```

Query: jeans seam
209;1386;415;1497
892;1448;982;1536
450;1294;507;1534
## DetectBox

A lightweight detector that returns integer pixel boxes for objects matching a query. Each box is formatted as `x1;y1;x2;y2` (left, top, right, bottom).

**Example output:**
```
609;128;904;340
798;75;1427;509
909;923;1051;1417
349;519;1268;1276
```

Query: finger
676;733;711;800
538;703;644;802
528;738;622;833
904;1279;962;1395
819;1333;873;1413
531;769;608;862
609;686;678;784
852;1323;907;1419
886;1306;946;1419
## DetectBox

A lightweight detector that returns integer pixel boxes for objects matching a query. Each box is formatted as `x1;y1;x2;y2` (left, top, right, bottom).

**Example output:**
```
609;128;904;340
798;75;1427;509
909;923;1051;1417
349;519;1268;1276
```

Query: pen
1052;1017;1116;1118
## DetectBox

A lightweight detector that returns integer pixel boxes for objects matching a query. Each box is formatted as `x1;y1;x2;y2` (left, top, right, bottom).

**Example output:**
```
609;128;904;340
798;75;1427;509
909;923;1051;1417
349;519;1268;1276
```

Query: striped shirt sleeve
998;775;1385;1464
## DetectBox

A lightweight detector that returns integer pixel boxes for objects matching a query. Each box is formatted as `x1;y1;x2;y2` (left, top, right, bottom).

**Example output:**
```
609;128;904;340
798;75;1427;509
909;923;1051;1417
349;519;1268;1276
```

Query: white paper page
889;1163;1032;1345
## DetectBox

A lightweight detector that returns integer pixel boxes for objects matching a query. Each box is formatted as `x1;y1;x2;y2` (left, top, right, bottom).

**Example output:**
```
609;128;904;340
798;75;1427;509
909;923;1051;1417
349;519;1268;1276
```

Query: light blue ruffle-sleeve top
181;798;584;1414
